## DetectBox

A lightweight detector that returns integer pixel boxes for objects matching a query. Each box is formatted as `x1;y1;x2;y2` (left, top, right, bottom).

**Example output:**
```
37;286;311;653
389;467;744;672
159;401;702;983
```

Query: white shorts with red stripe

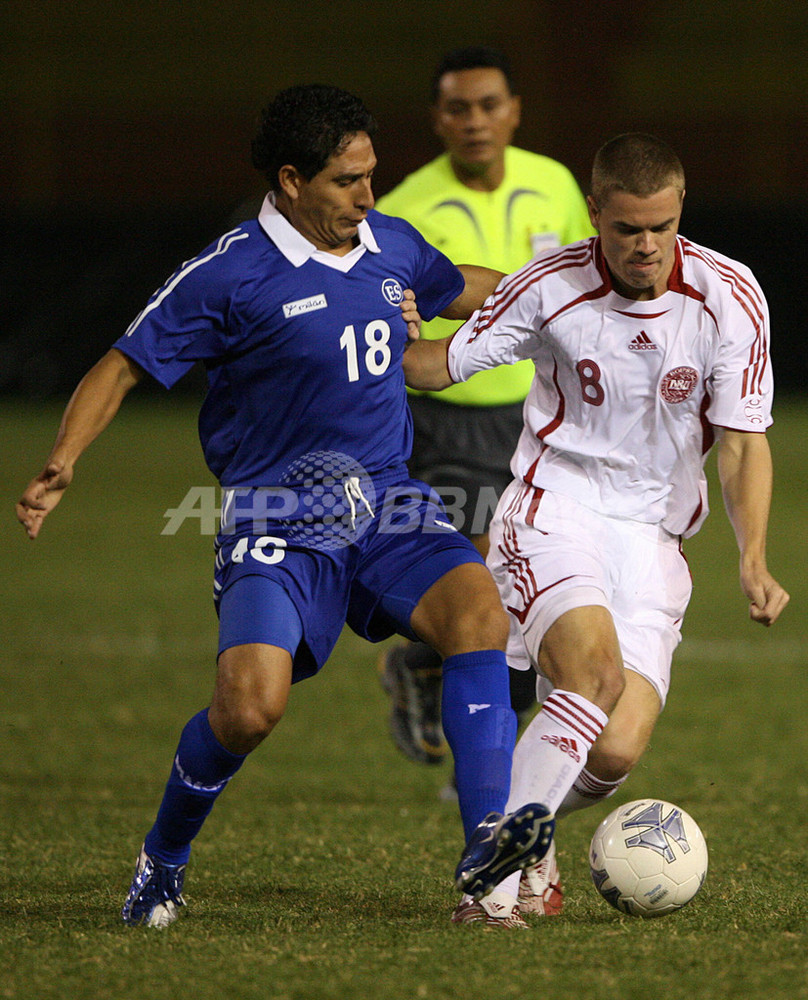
487;481;693;707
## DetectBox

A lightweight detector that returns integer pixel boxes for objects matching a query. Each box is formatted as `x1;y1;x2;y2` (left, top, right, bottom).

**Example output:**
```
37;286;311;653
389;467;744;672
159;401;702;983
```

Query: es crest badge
381;278;404;306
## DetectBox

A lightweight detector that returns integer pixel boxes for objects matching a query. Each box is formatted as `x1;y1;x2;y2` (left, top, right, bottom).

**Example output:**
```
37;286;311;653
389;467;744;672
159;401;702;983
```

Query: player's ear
278;164;304;202
586;195;600;231
510;93;522;129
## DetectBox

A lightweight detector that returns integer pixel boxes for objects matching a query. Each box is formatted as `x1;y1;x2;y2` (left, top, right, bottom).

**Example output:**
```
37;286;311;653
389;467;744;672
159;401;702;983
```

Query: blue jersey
114;197;464;486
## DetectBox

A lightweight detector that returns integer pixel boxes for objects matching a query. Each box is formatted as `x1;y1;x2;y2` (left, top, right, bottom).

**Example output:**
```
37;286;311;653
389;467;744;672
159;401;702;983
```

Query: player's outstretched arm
16;348;144;540
717;428;790;626
400;266;505;390
402;336;453;391
441;265;504;319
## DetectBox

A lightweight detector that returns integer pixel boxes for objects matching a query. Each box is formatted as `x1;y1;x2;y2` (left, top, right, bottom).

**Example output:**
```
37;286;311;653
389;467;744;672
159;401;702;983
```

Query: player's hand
400;288;422;341
740;564;790;626
16;458;74;540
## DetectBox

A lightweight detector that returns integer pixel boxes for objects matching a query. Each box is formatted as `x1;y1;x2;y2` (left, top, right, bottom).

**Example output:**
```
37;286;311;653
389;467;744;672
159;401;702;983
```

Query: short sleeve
410;238;465;321
113;229;248;388
372;211;464;321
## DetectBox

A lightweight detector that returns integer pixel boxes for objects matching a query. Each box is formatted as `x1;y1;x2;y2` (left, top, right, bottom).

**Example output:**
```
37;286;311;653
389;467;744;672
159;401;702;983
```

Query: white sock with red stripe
505;689;608;815
557;767;627;818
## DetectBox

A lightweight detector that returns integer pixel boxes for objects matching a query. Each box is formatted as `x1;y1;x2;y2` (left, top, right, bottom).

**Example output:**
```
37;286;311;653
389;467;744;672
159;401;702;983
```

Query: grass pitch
2;395;807;1000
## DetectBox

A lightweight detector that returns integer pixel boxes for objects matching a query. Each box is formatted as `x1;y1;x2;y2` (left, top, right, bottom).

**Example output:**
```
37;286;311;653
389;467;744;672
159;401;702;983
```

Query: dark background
3;1;806;397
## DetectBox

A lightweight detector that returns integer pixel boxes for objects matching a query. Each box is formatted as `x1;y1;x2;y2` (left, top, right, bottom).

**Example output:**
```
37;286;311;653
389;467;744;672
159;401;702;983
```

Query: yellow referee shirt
376;146;593;405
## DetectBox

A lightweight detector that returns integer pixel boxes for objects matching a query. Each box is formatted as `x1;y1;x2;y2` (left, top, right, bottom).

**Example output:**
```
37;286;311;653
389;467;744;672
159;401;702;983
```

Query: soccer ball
589;799;708;917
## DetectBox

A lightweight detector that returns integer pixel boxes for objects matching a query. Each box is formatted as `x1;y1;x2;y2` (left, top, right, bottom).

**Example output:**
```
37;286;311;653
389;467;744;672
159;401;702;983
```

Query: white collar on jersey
257;193;380;271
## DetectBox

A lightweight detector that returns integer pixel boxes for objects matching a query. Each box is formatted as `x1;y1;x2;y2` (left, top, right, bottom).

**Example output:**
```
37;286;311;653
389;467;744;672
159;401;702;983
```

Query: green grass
2;395;807;999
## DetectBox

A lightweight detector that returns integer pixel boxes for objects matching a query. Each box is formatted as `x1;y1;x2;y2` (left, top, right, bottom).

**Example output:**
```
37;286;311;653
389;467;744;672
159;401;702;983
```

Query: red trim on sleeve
445;330;458;384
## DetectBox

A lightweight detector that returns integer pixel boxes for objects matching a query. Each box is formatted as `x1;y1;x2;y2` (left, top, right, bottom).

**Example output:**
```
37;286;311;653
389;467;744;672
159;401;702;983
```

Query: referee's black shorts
407;394;524;539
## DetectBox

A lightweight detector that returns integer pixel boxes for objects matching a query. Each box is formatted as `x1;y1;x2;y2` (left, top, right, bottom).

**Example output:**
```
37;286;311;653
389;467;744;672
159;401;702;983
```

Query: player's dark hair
252;84;377;191
591;133;685;204
431;46;516;102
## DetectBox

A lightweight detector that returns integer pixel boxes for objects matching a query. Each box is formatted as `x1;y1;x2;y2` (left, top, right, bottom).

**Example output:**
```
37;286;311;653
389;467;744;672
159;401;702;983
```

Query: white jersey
448;235;772;537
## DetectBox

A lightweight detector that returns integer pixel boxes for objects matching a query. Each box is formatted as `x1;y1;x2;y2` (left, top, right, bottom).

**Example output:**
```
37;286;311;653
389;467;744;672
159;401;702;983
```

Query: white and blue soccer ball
589;799;708;917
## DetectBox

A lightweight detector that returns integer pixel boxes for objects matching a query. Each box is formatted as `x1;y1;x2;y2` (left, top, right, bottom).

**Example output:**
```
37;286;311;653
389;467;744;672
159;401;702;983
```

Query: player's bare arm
402;335;453;392
16;348;144;540
716;427;790;626
401;265;503;390
442;264;504;319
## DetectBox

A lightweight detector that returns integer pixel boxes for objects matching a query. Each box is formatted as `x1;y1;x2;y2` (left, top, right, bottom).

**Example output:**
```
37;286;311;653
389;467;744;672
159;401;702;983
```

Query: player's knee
541;633;625;712
546;660;625;715
412;563;508;655
453;595;509;652
247;700;286;742
210;696;286;754
212;644;292;752
231;707;283;753
566;662;624;714
588;740;643;783
595;662;626;713
480;597;510;647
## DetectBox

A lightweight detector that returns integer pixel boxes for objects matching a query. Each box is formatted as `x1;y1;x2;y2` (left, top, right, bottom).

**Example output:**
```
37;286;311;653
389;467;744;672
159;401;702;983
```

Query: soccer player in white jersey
377;46;593;783
16;85;555;931
403;132;790;924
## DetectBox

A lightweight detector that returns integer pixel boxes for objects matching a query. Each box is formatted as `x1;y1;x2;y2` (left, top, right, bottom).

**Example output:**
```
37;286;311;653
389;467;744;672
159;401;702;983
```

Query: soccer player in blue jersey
17;85;552;930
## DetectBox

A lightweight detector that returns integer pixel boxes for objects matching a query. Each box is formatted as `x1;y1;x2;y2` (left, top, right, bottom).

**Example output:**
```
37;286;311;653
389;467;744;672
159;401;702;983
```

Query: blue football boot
455;802;555;900
121;845;187;928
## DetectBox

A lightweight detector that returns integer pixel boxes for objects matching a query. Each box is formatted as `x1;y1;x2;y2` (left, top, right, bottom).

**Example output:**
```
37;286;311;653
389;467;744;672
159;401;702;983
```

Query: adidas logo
628;331;657;351
540;734;582;762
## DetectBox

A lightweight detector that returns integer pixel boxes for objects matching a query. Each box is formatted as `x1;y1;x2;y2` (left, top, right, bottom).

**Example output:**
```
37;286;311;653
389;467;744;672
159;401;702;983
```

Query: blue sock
441;650;517;842
144;709;247;865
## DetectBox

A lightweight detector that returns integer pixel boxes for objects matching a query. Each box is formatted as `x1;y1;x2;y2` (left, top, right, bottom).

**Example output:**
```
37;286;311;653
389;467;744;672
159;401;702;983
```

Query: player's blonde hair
591;133;685;205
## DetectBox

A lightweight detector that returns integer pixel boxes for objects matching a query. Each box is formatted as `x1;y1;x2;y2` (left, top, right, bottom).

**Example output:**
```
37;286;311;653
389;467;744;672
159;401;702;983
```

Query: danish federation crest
660;366;699;403
381;278;404;306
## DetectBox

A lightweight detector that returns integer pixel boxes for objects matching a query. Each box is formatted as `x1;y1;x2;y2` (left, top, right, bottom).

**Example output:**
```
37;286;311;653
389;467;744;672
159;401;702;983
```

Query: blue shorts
213;473;483;683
